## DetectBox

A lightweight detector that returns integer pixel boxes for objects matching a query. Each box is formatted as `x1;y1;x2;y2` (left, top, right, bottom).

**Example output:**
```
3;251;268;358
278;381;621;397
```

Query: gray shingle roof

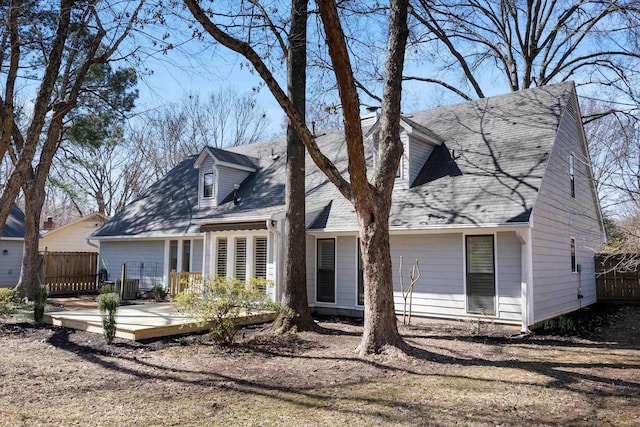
94;82;573;237
207;147;258;169
1;205;25;239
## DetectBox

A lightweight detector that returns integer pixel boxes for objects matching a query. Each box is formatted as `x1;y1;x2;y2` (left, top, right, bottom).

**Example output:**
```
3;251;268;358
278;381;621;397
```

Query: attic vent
566;96;578;120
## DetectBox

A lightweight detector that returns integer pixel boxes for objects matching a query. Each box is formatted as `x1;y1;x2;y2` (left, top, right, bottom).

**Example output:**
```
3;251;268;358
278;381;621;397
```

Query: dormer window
203;172;214;198
194;146;258;208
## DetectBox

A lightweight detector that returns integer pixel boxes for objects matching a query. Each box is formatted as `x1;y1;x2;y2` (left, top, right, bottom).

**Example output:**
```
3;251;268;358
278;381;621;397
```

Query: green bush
99;284;115;294
153;284;168;302
33;285;49;323
0;288;19;319
97;292;119;344
173;277;282;344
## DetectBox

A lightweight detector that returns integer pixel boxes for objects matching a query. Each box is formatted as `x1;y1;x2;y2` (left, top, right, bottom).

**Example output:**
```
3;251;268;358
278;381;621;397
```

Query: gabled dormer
364;114;443;188
194;147;258;208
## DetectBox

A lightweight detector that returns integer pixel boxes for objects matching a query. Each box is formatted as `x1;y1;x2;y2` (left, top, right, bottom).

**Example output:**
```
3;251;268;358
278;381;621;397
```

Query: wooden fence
169;271;203;296
43;251;98;295
595;254;640;303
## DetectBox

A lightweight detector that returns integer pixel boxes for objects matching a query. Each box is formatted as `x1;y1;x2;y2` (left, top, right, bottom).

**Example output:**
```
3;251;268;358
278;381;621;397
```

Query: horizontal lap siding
336;236;357;306
306;235;316;304
408;139;435;185
40;219;102;252
99;241;165;287
532;106;602;323
217;165;251;205
390;234;466;318
497;232;522;321
0;240;23;287
307;232;523;322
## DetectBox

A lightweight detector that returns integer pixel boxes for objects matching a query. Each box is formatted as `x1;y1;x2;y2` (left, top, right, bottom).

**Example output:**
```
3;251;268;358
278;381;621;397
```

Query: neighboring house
39;213;108;252
93;82;606;331
0;205;25;288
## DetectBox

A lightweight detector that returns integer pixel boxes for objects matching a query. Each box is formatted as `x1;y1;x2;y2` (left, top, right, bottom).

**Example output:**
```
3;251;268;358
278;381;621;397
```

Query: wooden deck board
43;303;277;341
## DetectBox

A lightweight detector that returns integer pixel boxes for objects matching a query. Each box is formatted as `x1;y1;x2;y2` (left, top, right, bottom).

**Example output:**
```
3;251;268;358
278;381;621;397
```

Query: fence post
120;263;126;300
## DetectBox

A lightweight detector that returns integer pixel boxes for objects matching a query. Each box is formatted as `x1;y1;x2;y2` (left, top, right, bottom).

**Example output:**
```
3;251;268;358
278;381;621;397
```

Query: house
92;82;606;331
39;213;108;252
0;205;25;288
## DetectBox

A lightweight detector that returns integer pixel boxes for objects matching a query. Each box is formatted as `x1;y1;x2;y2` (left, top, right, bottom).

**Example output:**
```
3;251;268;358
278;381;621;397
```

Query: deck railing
169;271;204;296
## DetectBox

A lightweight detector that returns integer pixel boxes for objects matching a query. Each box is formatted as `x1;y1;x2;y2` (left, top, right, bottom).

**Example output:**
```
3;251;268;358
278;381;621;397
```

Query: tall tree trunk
16;179;45;300
271;0;316;332
357;202;404;354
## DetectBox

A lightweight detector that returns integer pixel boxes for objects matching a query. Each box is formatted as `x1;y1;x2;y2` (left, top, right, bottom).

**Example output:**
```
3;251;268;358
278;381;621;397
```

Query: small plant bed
531;303;624;340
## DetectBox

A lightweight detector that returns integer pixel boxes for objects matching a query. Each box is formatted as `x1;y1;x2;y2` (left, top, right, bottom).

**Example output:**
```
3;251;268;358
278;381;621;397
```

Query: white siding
531;104;603;323
40;217;103;252
390;234;466;318
307;231;524;323
0;240;23;287
336;236;357;306
99;240;165;289
407;139;435;186
199;156;217;209
216;165;251;205
496;231;522;321
306;235;316;304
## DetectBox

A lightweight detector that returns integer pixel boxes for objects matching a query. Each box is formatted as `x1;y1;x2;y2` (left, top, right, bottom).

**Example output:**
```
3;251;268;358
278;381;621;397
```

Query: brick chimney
43;216;56;230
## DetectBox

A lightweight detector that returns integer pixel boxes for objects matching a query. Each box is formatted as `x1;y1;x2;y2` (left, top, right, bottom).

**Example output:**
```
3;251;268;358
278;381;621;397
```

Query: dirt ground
1;303;639;426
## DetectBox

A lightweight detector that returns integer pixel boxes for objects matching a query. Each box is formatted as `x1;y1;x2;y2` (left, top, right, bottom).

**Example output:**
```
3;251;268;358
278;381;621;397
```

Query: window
203;172;214;198
235;237;247;281
254;237;267;279
571;238;577;272
216;238;227;277
169;240;178;271
182;240;191;272
357;240;364;306
465;235;495;314
569;154;575;198
317;239;336;303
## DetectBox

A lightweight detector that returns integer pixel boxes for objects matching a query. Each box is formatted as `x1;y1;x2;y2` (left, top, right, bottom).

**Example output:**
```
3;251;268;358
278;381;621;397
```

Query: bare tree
408;0;640;112
184;0;410;354
0;0;145;298
133;87;270;180
50;135;152;217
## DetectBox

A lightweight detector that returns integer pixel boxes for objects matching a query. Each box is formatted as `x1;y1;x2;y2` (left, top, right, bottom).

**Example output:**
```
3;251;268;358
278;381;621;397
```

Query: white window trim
315;237;337;305
203;171;215;199
569;153;575;198
462;232;500;318
570;236;578;273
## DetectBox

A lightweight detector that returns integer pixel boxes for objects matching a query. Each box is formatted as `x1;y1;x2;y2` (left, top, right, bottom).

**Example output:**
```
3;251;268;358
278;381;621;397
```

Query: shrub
97;292;119;344
99;284;115;294
153;284;168;302
33;285;49;323
0;288;19;319
173;277;283;344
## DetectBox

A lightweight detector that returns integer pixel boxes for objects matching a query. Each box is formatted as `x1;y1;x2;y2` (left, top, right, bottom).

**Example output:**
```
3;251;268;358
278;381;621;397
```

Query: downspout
266;218;281;236
86;238;99;250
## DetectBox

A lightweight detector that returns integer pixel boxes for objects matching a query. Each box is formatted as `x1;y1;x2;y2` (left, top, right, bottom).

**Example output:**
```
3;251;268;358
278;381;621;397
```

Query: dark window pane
203;172;214;198
317;239;335;303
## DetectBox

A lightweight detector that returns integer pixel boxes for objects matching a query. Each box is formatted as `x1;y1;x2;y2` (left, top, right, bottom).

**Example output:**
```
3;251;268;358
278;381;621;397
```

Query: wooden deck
43;303;277;341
